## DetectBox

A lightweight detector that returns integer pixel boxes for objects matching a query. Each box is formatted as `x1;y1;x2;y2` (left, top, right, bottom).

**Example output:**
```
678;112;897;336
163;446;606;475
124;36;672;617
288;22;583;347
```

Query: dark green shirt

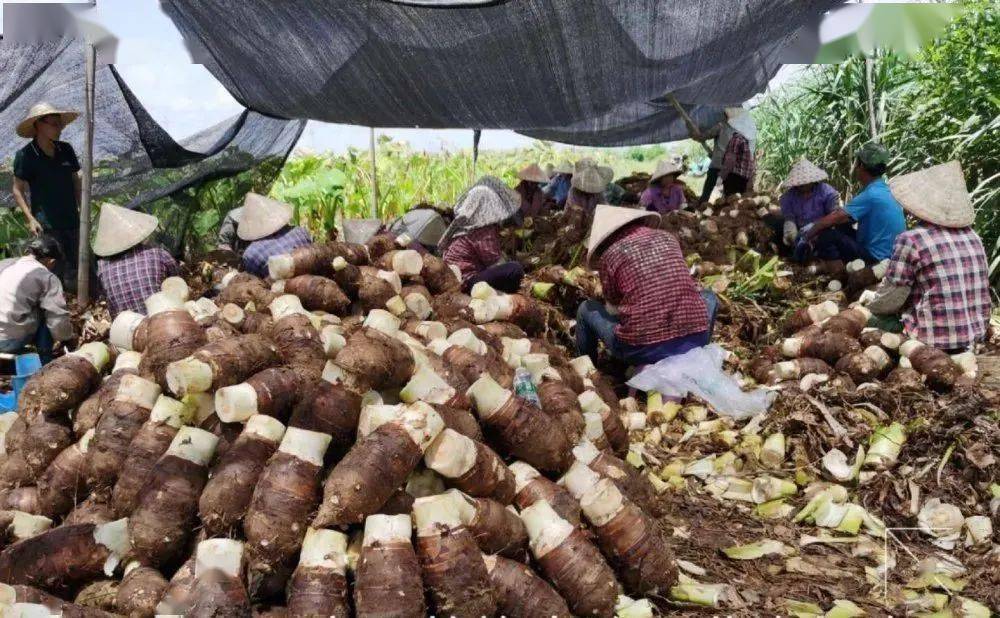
12;139;80;231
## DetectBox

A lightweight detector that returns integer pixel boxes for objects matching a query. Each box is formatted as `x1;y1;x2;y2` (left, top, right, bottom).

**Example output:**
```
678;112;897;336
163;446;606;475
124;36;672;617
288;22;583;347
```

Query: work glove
782;220;798;247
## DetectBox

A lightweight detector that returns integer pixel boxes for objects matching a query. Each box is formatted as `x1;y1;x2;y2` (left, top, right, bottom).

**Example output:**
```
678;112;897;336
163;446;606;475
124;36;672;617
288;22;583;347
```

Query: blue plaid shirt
242;226;313;277
97;245;179;317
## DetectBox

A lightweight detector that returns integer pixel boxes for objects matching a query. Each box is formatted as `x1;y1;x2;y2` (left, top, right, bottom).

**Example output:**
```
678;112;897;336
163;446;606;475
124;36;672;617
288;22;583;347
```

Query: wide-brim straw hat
782;157;829;188
649;159;684;184
16;102;79;139
517;163;550;184
889;160;974;228
238;192;294;241
586;205;661;267
572;165;609;194
554;160;574;175
92;204;159;257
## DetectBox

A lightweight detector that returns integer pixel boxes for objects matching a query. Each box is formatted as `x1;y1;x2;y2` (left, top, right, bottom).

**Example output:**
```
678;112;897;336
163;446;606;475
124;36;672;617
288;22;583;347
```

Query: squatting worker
11;102;82;290
805;142;905;263
216;206;247;254
0;235;75;364
640;160;686;214
542;160;574;208
861;161;990;352
577;205;718;367
93;204;179;318
441;176;524;294
238;193;313;278
771;158;841;261
514;163;551;218
567;160;613;212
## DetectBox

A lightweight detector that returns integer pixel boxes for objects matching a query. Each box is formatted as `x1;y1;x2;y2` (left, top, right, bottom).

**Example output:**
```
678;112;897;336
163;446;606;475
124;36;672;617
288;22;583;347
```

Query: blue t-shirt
843;178;906;261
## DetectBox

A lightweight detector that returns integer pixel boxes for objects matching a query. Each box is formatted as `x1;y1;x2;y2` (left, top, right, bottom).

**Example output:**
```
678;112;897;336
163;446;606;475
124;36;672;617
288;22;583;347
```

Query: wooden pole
76;43;95;307
472;129;481;183
666;94;712;156
369;127;378;219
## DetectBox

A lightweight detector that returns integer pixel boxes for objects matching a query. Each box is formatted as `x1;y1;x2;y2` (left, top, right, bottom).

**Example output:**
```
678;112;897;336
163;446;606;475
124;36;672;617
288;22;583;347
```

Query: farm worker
0;235;75;364
640;160;687;214
11;102;82;291
577;205;718;367
770;158;841;260
238;193;313;278
514;163;551;218
805;142;905;263
542;160;574;207
860;161;991;352
441;176;524;294
695;106;757;204
719;107;757;197
216;206;247;254
93;204;179;318
567;161;613;211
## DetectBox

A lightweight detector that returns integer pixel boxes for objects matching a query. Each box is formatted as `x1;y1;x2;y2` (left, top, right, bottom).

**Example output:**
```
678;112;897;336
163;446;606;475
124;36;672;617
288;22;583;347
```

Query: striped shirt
599;224;708;345
97;246;179;317
883;225;991;350
442;225;502;283
242;226;313;278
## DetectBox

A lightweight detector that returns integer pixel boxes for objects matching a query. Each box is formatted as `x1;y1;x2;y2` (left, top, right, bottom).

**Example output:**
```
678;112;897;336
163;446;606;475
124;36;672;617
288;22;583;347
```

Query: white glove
782;221;798;247
857;290;879;306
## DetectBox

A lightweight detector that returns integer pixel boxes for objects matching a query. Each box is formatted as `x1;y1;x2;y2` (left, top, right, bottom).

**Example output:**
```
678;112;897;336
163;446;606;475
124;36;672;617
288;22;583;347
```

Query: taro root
354;514;425;618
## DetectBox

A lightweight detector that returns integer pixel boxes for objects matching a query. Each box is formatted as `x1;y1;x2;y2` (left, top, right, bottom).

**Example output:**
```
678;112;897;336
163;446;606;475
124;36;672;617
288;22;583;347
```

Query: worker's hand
27;218;43;236
782;221;798;247
857;290;878;306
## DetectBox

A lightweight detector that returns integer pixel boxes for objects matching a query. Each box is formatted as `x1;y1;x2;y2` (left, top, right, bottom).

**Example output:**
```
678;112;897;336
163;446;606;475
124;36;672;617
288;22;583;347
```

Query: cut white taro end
361;391;383;407
622;412;647;431
492;295;515;321
760;433;785;468
363;514;412;547
445;489;479;526
145;292;185;316
863;422;905;468
185;298;220;323
878;332;903;350
9;512;52;540
751;476;797;504
93;518;130;576
115;374;162;409
185;392;217;426
466;375;511;418
521;353;552;383
572;440;601;465
244;414;286;443
357;404;407;438
582;413;608;445
331;256;348;272
195;538;244;579
412;493;463;536
268;253;296;280
963;516;992;547
377;270;403;294
161;276;190;302
899;356;913;369
578;390;609;415
809;300;840;324
862;345;892;370
217;270;240;290
520;500;574;559
780;338;803;358
279;427;332;467
616;596;654;618
406;468;445;498
113;350;142;372
270;294;306;320
827;280;843;293
845;259;865;274
560;460;602;500
447;329;486;355
501;338;532;365
321;361;352;387
215;384;260;423
470;281;497;300
167;427;220;467
69;342;112;372
385;295;408;316
397;402;445;451
363;309;401;336
415;321;447;341
425;338;451;356
166;357;213;397
569;355;596;378
390;250;423;277
898;339;925;359
270;280;287;294
468;297;499;323
424;428;477;478
219;303;246;325
400;367;455;405
509;461;541;492
404;293;433;320
150;395;192;428
8;604;53;618
951;351;978;378
579;479;627;527
917;498;964;546
320;325;347;357
110;311;146;351
299;528;348;573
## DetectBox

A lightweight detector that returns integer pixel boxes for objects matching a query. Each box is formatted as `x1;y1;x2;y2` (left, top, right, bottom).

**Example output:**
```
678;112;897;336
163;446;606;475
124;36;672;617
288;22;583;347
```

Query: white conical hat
598;165;614;184
554;160;574;175
586;205;660;267
572;165;607;194
92;204;159;257
889;161;974;228
782;158;829;188
238;193;294;241
517;163;549;184
16;102;79;138
649;159;684;184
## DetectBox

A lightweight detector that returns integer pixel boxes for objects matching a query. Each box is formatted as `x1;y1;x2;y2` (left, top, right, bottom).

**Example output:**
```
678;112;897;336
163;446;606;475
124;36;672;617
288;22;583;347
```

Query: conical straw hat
16;102;79;138
238;193;294;241
888;161;974;228
572;165;607;194
598;165;615;185
782;158;829;188
517;163;550;184
92;204;159;257
586;205;660;267
554;160;574;175
649;159;684;184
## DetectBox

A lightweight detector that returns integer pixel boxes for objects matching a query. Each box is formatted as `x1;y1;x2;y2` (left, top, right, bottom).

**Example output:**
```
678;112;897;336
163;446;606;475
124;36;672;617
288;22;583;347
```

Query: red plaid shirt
443;225;502;282
722;132;756;188
599;224;707;345
883;225;991;350
97;245;179;317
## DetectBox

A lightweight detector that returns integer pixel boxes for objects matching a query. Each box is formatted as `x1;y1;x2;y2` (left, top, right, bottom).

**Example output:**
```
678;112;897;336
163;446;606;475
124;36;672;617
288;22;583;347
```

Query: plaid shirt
97;246;179;317
242;226;313;278
443;225;502;282
722;132;756;187
883;225;991;350
599;224;707;345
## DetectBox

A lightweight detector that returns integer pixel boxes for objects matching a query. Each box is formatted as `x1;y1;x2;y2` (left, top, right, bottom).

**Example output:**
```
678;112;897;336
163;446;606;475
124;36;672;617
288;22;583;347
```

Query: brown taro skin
37;439;89;518
116;565;170;618
243;367;303;422
199;430;281;537
286;566;350;618
481;396;572;473
187;570;252;618
138;310;206;390
464;496;528;560
86;400;153;492
283;275;350;314
588;452;664;518
535;528;620;618
513;476;581;526
268;316;326;381
313;424;422;528
486;555;571;618
432;405;483;441
190;334;280;391
416;527;497;618
288;381;362;453
0;523;115;596
0;418;72;490
450;441;516;505
110;420;179;517
591;501;678;596
537;380;586;441
18;353;100;423
74;369;136;439
128;455;207;568
334;328;415;390
354;536;426;618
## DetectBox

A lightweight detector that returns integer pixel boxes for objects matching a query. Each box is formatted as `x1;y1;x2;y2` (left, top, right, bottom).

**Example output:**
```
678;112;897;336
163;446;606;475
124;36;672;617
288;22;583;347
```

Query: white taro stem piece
400;367;455;405
195;538;244;579
951;351;978;378
116;374;162;409
299;528;348;573
578;390;609;416
168;426;220;468
320;326;347;357
166;356;214;396
270;294;306;320
760;433;786;468
572;441;601;466
219;303;246;326
244;414;286;444
364;514;412;548
150;395;192;428
145;292;184;316
863;346;892;371
582;413;609;446
270;280;286;294
390;250;423;277
358;402;444;453
751;476;797;504
501;338;532;366
414;321;447;341
468;297;500;323
185;392;216;426
424;428;478;479
185;298;219;323
363;309;401;336
385;295;408;317
9;512;52;540
214;383;261;424
7;604;53;618
114;350;142;372
579;479;627;527
781;337;804;358
161;276;190;302
110;311;146;351
520;500;575;560
898;339;925;359
404;293;433;320
808;300;840;324
963;516;992;547
448;329;487;355
880;332;903;350
280;427;332;468
521;353;554;383
470;281;497;301
69;342;112;372
268;254;296;280
425;339;451;357
846;259;866;274
93;517;131;576
509;461;541;493
377;270;403;294
412;493;464;537
560;461;602;499
871;260;890;280
827;280;843;293
570;355;597;378
622;412;646;431
822;449;854;482
357;404;408;438
467;375;511;418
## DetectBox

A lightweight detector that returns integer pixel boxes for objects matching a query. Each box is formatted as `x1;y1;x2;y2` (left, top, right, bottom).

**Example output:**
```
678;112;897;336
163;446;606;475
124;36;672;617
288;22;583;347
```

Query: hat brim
650;169;682;184
92;216;158;257
586;210;661;267
16;111;79;139
237;203;294;241
889;161;974;228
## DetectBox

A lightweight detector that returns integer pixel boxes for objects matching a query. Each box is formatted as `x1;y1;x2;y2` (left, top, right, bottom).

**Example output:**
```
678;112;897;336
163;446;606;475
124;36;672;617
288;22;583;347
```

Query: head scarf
440;176;519;248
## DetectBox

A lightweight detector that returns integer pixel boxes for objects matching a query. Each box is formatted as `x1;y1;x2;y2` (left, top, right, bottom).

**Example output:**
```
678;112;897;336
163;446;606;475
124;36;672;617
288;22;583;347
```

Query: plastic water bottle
513;367;541;407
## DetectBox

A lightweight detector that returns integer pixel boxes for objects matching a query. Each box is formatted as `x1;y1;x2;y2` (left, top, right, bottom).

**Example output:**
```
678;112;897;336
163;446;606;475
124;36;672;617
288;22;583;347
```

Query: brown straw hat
238;193;294;241
16;102;79;138
517;163;550;184
888;161;975;228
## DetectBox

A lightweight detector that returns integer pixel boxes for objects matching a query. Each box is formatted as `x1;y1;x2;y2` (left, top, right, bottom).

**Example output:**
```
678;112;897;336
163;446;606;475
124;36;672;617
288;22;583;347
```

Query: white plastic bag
627;344;774;419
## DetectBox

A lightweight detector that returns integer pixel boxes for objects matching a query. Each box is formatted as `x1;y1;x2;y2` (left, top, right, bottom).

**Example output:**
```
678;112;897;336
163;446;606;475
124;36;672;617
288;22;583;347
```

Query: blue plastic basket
0;353;42;413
